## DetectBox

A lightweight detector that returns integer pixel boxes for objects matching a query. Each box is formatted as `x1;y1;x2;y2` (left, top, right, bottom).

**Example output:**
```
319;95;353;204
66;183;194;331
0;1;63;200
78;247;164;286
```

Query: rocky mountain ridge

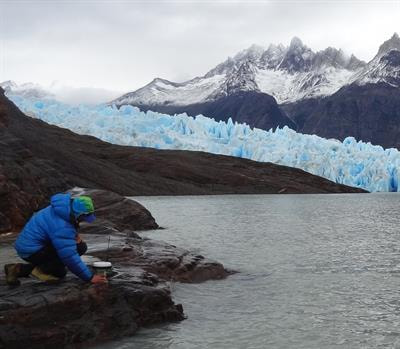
349;33;400;88
113;36;367;107
284;33;400;149
111;33;400;149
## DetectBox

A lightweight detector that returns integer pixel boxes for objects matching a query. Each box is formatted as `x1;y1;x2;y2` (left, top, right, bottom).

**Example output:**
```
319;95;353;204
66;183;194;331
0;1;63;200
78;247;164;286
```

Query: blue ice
6;93;400;193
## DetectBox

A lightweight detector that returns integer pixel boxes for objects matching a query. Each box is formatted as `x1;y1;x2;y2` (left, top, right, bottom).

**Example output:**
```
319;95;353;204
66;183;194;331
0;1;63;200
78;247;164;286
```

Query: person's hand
76;234;82;243
91;274;108;284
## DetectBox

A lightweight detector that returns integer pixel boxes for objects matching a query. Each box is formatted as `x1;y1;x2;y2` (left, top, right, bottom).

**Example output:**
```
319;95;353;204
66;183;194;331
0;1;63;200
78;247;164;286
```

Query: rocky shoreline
0;84;366;348
0;189;231;349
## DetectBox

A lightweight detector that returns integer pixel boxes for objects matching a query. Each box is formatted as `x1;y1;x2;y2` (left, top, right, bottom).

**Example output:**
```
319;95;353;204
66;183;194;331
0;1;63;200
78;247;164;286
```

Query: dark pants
20;241;87;278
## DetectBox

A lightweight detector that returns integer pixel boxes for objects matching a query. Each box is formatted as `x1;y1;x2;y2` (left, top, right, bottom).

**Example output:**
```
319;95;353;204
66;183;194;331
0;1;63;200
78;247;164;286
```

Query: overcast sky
0;0;399;94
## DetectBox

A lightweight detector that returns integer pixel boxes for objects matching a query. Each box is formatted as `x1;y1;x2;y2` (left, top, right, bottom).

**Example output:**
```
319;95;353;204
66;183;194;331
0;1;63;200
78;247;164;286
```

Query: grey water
98;193;400;349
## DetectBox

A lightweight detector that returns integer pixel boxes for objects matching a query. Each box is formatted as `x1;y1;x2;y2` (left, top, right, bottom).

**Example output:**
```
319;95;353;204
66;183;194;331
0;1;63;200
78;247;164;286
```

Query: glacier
7;93;400;192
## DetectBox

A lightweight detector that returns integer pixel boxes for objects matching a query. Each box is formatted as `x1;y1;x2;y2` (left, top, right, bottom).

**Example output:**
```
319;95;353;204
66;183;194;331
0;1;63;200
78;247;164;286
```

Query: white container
92;261;113;276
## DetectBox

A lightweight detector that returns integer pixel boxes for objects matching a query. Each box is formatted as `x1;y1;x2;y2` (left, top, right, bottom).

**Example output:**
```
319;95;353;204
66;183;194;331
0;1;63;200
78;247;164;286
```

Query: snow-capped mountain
113;37;366;107
350;33;400;87
283;33;400;150
112;33;400;149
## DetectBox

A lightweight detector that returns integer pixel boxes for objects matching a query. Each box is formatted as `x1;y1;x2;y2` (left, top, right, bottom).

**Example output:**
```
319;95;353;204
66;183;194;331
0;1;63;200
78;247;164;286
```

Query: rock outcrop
69;188;159;231
0;189;230;348
285;83;400;149
0;272;184;349
91;238;229;284
76;188;230;283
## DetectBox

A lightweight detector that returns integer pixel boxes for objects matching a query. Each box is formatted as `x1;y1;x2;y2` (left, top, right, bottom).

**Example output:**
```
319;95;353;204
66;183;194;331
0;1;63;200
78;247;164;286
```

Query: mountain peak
347;54;366;70
233;44;264;62
114;35;384;108
248;44;264;52
152;77;168;84
279;37;314;72
351;32;400;88
289;36;304;49
377;32;400;57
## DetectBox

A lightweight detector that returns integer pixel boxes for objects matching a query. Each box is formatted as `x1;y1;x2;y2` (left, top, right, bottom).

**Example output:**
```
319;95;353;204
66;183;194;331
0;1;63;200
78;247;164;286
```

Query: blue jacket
15;193;93;281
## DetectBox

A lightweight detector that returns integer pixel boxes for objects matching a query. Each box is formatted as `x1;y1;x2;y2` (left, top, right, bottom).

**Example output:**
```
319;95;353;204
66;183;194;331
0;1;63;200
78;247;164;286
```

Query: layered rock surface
0;272;184;349
0;189;230;348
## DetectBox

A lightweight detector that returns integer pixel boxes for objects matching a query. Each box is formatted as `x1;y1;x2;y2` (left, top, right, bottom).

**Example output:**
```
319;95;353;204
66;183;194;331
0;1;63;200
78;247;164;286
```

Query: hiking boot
4;264;21;286
31;267;60;283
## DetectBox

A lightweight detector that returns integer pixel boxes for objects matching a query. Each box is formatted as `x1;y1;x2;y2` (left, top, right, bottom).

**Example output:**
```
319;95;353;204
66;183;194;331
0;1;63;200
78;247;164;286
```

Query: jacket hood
50;193;72;221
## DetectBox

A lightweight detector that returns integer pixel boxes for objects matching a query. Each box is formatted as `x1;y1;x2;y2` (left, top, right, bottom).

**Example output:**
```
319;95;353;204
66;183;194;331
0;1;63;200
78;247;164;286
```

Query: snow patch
116;74;226;106
255;67;354;103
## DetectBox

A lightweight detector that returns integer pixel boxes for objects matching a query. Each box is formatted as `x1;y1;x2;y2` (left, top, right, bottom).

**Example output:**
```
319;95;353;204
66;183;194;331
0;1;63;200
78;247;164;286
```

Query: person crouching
4;193;107;286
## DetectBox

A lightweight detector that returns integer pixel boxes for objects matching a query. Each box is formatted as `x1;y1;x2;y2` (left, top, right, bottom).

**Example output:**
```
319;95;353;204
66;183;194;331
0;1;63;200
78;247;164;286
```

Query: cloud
1;0;399;93
50;84;123;105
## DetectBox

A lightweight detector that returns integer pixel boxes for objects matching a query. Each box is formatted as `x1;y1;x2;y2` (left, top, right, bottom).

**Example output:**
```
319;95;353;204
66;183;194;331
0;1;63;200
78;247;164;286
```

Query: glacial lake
98;193;400;349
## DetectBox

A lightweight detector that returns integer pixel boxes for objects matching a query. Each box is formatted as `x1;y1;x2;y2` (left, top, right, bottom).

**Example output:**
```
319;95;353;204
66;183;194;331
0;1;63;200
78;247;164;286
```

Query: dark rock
90;237;231;283
134;91;296;131
377;33;400;57
285;83;400;149
281;97;322;131
0;270;184;349
380;49;400;67
69;188;158;231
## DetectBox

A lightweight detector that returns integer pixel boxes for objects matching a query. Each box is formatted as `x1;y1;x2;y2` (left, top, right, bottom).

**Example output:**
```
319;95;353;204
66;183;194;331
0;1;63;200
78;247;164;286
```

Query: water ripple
98;193;400;349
